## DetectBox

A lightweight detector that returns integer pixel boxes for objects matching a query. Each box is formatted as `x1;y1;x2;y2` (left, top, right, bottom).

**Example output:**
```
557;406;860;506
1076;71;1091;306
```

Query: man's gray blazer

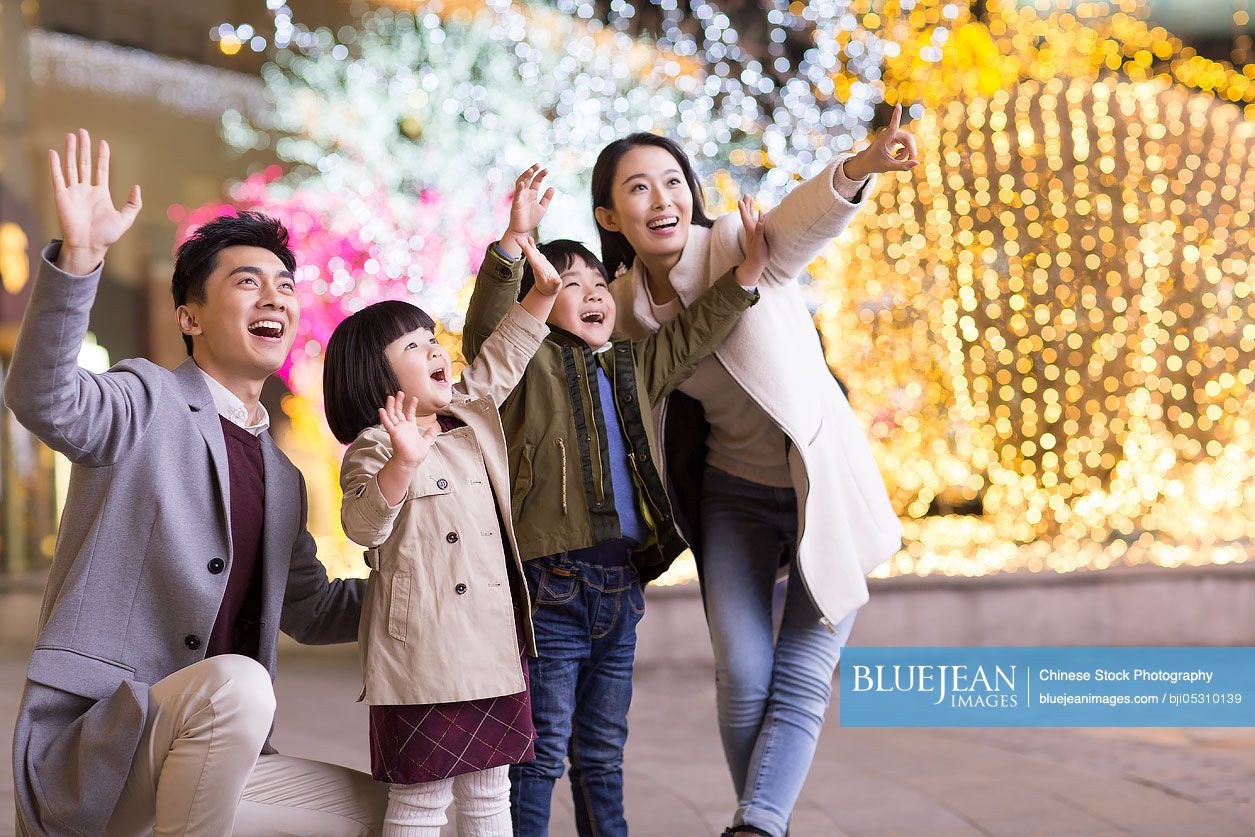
5;244;365;836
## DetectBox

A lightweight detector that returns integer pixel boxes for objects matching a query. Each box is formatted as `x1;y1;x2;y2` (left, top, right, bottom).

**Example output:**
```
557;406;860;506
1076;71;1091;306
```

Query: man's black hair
172;211;296;355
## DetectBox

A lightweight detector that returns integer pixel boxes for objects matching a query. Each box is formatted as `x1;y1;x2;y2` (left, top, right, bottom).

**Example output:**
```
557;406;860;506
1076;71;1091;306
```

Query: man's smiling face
176;245;300;382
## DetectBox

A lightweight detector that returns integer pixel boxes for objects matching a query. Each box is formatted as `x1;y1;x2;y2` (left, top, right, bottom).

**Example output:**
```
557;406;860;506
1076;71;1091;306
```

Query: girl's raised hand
378;391;439;468
519;235;562;296
734;194;768;287
507;164;555;245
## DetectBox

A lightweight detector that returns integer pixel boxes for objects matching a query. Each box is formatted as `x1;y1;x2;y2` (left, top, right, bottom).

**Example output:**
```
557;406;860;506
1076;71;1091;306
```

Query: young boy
461;168;767;836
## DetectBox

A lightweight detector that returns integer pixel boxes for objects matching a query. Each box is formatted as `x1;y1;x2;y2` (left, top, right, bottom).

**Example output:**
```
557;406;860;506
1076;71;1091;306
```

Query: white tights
381;765;512;836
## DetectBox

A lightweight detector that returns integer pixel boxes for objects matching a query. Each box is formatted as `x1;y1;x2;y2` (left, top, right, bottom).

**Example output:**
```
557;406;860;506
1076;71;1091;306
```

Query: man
6;130;386;835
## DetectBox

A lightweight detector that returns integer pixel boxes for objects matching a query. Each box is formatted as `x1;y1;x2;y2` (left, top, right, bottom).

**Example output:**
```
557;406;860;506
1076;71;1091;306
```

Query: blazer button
184;634;201;651
455;583;468;594
207;558;225;574
446;531;459;544
437;478;449;490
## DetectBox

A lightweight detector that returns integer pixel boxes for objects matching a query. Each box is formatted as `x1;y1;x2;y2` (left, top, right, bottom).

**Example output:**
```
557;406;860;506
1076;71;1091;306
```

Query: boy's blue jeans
510;553;643;837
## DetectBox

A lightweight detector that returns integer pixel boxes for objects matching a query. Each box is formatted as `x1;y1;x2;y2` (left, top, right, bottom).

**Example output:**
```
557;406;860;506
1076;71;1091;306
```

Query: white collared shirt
196;366;270;436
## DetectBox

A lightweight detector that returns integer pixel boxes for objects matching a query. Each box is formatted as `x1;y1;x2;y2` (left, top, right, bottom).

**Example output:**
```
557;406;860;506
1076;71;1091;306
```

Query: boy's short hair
172;211;296;356
322;300;437;445
518;239;610;301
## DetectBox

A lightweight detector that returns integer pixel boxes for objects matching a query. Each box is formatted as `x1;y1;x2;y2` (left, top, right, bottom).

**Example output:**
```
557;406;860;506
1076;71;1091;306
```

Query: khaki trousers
107;654;386;836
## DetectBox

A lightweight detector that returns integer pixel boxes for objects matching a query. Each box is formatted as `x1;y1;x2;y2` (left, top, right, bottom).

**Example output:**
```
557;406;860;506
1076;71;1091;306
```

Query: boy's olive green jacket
462;245;757;582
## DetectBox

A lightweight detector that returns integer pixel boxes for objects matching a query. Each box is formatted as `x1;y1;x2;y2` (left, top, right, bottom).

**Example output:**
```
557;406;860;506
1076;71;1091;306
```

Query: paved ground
4;647;1255;836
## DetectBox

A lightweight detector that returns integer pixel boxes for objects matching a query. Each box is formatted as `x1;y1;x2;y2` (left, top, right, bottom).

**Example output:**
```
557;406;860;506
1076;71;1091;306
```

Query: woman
593;106;918;837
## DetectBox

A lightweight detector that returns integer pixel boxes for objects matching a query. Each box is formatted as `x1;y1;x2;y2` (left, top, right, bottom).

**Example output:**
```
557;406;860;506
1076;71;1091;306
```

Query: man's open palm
49;129;141;266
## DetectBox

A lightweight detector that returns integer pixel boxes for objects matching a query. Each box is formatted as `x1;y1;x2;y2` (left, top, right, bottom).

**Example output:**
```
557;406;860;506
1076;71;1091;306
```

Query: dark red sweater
209;416;266;658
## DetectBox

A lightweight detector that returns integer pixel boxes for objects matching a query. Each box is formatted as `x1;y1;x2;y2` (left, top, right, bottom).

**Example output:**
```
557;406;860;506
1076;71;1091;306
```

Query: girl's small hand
844;103;919;181
734;194;768;287
378;391;439;468
506;164;555;247
520;235;561;296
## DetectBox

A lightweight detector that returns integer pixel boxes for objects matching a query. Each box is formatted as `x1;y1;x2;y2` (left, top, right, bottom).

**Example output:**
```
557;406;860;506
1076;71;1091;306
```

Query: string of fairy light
215;0;920;199
201;0;1253;583
814;1;1254;578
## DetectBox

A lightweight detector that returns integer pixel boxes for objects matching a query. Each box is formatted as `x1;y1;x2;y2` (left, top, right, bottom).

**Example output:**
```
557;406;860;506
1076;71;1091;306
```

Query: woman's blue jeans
700;466;858;837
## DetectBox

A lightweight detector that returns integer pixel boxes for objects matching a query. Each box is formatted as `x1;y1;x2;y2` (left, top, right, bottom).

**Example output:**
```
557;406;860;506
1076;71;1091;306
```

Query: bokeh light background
181;0;1254;583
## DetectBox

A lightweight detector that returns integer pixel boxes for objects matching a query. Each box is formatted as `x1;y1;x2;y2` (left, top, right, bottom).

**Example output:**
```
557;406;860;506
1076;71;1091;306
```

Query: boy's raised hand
518;235;563;324
49;129;142;276
500;164;555;258
379;391;439;468
520;236;561;296
734;194;769;287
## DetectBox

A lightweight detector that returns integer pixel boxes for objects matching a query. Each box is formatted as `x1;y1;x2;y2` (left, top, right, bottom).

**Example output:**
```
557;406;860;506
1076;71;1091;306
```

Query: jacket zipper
557;438;568;515
580;354;606;505
608;356;662;534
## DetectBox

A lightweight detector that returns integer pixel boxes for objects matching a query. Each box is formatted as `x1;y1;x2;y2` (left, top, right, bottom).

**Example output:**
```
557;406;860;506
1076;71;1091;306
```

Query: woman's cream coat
610;156;904;627
340;302;548;705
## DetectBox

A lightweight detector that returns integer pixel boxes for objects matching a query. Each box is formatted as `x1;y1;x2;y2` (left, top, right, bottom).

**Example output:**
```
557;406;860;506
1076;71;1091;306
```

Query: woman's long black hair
591;133;714;278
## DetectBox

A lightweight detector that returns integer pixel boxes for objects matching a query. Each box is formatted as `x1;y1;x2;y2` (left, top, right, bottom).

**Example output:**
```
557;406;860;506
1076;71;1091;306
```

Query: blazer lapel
258;435;299;663
173;359;233;557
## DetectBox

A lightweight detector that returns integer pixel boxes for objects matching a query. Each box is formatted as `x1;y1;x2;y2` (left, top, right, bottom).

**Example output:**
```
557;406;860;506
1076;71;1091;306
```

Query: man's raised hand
49;129;142;275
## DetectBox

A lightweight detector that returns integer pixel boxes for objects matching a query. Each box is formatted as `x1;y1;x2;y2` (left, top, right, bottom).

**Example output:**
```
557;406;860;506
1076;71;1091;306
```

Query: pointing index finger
888;102;902;133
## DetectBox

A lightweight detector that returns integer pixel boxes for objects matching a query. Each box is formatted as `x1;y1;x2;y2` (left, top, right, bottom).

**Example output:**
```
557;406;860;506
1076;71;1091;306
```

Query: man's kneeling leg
108;654;276;836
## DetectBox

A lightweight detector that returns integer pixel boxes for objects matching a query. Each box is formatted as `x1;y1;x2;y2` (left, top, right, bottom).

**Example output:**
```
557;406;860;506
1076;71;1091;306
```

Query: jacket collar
544;325;621;355
173;357;215;411
623;223;713;332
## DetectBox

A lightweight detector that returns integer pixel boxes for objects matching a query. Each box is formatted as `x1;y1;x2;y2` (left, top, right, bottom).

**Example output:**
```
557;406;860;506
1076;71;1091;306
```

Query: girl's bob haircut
323;300;437;444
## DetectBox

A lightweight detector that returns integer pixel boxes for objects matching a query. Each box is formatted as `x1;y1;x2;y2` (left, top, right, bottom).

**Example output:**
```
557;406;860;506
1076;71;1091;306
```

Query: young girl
322;168;562;837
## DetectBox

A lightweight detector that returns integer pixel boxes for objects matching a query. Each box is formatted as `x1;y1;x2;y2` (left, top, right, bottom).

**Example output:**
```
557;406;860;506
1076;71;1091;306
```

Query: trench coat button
184;634;201;651
207;558;225;574
437;478;449;490
497;265;510;278
624;392;634;403
455;583;468;595
446;531;459;544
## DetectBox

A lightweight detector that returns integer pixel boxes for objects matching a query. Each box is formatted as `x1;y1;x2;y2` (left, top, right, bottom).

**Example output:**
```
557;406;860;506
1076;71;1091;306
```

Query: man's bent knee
197;655;276;741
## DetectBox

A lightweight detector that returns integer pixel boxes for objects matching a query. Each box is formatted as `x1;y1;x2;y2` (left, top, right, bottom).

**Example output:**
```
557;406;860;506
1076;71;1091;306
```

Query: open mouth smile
430;368;449;384
646;216;679;233
247;319;285;340
580;311;606;325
